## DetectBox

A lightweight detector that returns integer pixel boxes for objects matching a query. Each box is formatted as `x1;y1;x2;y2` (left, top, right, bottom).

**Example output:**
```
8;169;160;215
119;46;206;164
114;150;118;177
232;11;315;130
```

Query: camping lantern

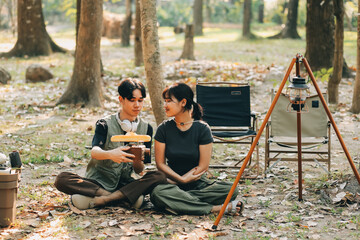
286;76;310;111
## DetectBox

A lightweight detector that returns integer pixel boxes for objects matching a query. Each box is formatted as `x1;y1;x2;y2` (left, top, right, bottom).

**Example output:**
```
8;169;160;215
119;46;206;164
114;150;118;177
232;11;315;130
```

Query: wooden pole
295;57;303;201
297;111;303;200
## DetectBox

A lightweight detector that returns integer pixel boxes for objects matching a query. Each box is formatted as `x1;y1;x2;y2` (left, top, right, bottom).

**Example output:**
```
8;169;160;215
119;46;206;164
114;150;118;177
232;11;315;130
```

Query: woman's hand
180;168;206;184
167;178;178;185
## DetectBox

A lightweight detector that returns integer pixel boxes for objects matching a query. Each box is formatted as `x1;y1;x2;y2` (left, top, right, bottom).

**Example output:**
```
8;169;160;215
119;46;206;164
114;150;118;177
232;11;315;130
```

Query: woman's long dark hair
162;82;203;120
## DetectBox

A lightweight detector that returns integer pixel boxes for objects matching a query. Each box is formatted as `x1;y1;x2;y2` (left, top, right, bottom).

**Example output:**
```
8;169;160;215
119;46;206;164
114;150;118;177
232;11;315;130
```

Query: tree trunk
179;24;196;61
328;0;344;104
269;0;300;39
205;0;212;23
258;0;264;23
342;59;354;78
57;0;103;107
350;2;360;113
6;0;16;36
121;0;132;47
344;10;353;31
76;0;81;42
0;1;4;28
0;0;66;57
134;0;143;66
140;0;166;125
242;0;254;39
305;0;334;71
193;0;203;36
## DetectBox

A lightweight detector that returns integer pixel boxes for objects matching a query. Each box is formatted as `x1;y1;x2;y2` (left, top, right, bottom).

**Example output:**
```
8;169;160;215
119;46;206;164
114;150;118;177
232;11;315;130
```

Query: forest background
0;0;360;239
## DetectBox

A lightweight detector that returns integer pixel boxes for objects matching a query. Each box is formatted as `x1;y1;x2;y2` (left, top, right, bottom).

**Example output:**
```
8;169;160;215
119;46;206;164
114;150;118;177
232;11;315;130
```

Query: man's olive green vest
85;114;149;192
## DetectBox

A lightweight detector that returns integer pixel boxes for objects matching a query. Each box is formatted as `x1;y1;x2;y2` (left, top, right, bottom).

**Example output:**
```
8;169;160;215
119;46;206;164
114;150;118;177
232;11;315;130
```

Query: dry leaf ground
1;26;360;239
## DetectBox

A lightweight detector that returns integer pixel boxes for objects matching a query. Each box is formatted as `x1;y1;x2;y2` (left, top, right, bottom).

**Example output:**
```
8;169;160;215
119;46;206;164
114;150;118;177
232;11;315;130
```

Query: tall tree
4;0;16;36
179;24;196;60
193;0;203;36
258;0;264;23
243;0;254;39
269;0;301;39
328;0;344;104
122;0;133;47
76;0;81;41
205;0;212;23
57;0;103;107
350;1;360;113
0;0;66;57
305;0;334;71
134;0;143;66
140;0;166;125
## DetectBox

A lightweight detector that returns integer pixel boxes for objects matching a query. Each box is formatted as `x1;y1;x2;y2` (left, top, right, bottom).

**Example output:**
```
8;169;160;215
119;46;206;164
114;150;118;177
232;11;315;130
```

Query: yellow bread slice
111;132;151;142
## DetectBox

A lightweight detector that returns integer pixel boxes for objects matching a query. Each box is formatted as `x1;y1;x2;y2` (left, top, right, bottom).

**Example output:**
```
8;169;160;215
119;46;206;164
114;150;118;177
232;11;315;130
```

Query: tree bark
269;0;300;39
179;24;196;61
328;0;344;104
305;0;334;71
134;0;143;66
140;0;166;125
0;0;66;57
193;0;203;36
121;0;132;47
57;0;104;107
258;0;264;23
350;2;360;113
76;0;81;42
242;0;254;39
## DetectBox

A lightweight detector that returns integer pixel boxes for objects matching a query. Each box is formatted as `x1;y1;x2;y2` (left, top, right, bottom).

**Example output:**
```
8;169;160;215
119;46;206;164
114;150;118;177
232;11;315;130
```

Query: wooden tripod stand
212;54;360;229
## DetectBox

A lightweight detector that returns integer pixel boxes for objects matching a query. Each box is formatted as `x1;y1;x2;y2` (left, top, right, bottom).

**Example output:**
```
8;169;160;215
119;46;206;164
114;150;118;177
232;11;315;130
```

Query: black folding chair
196;82;259;177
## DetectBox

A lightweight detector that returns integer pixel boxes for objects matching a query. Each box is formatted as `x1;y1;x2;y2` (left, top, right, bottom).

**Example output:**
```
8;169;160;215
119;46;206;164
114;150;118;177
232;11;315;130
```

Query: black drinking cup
9;151;22;168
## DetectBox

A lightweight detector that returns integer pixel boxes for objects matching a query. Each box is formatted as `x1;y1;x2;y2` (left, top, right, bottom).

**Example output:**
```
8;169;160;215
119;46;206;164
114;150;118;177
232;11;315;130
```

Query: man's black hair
118;78;146;100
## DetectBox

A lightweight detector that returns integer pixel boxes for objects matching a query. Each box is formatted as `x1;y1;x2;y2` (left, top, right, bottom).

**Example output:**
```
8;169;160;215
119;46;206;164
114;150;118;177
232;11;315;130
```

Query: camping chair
196;82;259;177
264;90;331;176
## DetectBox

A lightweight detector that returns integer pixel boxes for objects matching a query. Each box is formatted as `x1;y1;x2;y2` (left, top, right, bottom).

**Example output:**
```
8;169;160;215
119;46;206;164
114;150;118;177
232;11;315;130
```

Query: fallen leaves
163;60;267;84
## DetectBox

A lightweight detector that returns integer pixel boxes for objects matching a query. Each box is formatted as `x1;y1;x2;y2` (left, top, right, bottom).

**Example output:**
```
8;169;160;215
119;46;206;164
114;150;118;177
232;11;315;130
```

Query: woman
55;78;167;210
150;82;243;215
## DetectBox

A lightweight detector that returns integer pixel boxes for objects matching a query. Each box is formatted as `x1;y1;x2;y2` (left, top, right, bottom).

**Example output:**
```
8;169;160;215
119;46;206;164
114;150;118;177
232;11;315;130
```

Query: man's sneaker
71;194;95;210
132;195;144;209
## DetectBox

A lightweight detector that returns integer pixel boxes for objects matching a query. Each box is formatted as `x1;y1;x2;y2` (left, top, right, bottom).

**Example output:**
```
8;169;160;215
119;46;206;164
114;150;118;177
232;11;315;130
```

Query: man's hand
109;146;135;163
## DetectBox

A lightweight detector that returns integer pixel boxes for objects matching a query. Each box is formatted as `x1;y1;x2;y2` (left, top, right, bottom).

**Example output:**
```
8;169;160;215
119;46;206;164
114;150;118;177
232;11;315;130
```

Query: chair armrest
251;111;260;119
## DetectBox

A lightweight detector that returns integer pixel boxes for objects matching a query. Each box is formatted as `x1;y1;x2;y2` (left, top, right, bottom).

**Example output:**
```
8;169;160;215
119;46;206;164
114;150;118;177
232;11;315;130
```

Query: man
55;78;166;210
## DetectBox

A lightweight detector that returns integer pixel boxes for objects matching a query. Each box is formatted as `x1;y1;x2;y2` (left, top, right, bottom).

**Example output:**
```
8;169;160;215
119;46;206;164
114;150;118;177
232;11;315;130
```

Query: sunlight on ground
25;217;70;239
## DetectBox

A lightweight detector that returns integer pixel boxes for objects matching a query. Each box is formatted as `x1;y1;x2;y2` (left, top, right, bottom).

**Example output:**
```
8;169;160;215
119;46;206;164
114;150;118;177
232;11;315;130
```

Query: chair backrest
270;91;328;138
196;83;251;127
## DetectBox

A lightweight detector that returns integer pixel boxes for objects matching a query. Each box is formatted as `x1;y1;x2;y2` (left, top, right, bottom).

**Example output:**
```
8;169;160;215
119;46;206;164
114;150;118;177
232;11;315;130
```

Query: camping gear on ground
0;172;19;227
0;151;21;227
212;54;360;229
